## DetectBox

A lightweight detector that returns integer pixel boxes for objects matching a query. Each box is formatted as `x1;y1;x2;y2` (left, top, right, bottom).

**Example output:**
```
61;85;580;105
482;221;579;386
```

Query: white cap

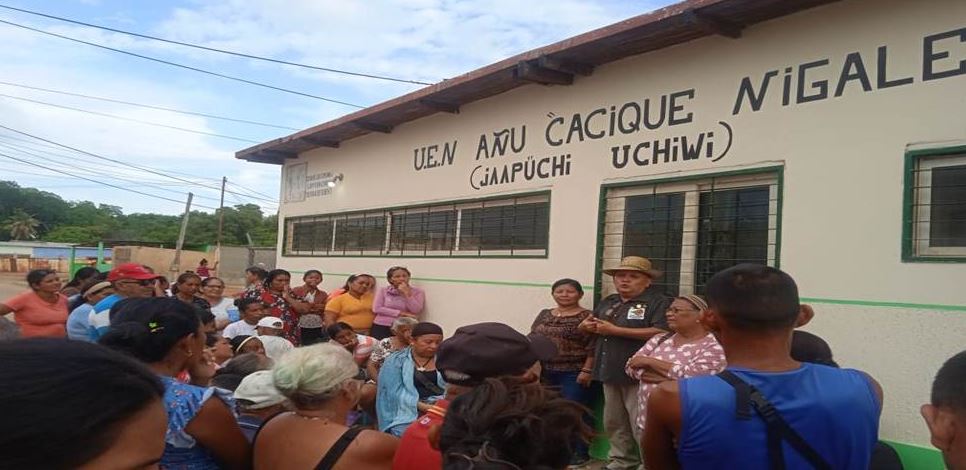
256;316;284;329
234;371;286;409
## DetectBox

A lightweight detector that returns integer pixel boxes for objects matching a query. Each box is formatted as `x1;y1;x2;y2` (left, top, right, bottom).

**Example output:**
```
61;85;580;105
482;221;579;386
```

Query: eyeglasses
205;284;225;289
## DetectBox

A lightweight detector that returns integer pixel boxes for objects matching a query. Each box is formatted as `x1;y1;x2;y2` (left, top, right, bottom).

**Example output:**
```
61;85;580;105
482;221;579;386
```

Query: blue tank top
677;363;879;470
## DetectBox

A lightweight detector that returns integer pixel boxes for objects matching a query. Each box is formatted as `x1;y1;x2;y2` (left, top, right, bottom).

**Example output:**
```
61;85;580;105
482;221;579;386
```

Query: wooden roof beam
261;149;298;160
683;10;743;39
537;55;595;76
514;60;574;86
419;98;460;114
298;136;340;148
352;120;393;133
248;153;285;165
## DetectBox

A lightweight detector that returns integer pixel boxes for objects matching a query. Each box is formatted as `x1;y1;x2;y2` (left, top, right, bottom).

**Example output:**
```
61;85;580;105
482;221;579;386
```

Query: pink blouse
372;286;425;327
625;332;726;430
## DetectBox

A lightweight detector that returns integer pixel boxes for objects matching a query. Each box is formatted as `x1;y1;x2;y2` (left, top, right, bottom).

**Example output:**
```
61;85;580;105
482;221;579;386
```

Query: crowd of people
0;256;963;470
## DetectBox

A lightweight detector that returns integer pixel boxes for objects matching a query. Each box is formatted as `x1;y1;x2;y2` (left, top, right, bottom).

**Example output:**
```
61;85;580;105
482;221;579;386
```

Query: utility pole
216;177;226;271
216;176;226;249
170;192;193;275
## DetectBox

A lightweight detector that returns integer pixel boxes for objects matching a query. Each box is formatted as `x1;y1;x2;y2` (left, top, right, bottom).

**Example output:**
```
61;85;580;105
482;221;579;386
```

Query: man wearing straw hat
580;256;671;470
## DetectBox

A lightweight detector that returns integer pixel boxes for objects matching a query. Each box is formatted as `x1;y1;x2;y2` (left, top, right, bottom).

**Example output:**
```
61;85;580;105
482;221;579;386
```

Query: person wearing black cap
392;322;557;470
377;322;446;437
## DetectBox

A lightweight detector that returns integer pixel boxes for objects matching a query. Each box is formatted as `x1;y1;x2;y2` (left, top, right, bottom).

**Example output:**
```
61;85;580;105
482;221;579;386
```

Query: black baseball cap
436;322;557;386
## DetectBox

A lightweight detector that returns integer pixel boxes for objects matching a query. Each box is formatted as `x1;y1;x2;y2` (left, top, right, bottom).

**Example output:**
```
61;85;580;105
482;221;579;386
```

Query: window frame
902;145;966;263
281;190;551;258
593;166;784;302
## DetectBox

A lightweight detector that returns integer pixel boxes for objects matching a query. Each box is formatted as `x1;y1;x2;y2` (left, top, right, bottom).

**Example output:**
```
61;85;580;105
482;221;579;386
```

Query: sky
0;0;673;215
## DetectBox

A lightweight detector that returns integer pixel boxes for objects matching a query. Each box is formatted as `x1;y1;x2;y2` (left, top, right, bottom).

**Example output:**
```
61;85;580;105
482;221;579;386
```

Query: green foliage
0;180;277;246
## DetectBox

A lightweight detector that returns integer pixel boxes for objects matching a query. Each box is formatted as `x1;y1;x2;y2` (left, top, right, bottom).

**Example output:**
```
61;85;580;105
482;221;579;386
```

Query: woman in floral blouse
291;270;328;345
625;294;726;432
245;269;309;345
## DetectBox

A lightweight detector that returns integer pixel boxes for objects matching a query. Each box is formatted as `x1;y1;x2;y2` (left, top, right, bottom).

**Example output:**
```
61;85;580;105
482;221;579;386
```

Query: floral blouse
159;376;235;469
245;289;303;344
625;332;726;430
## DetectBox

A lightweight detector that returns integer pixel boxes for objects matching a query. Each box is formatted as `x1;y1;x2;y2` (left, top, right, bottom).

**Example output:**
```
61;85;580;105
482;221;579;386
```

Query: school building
238;0;965;464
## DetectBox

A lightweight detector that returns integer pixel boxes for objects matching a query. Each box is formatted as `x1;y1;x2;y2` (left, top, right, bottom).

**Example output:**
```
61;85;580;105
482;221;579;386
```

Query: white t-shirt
258;334;295;361
208;297;234;323
222;320;258;338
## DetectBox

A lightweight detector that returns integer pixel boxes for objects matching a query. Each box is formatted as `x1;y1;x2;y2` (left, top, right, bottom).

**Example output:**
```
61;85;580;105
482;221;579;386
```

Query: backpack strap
717;370;833;470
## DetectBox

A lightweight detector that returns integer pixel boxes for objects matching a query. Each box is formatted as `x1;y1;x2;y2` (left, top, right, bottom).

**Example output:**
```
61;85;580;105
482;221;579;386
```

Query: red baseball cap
107;263;160;282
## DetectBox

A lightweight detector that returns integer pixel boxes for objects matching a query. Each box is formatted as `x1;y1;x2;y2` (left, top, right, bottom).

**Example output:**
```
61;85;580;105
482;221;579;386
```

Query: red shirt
392;400;450;470
2;290;68;337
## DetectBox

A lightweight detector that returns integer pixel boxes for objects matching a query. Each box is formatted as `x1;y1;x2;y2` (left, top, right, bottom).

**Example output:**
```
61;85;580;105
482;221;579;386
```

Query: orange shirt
2;290;69;337
325;291;375;331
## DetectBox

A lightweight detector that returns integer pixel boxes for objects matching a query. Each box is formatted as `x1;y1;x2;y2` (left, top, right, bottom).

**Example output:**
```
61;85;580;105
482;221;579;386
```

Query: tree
4;210;40;240
1;180;277;246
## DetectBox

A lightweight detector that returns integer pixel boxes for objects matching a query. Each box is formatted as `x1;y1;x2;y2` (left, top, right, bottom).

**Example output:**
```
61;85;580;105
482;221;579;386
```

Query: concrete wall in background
215;246;276;286
113;246;210;278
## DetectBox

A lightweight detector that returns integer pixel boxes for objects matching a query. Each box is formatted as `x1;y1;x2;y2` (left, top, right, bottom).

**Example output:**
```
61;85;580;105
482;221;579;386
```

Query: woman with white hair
253;343;398;469
367;316;419;379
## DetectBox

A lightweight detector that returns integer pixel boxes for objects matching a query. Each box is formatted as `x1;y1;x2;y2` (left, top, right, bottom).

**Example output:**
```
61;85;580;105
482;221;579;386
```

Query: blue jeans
543;369;601;461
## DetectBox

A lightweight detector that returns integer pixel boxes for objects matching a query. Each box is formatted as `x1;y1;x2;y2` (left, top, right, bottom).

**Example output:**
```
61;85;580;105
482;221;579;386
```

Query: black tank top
253;414;365;470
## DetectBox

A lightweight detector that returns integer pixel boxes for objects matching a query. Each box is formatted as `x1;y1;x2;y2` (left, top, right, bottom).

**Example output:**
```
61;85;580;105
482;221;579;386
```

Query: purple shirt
373;285;425;326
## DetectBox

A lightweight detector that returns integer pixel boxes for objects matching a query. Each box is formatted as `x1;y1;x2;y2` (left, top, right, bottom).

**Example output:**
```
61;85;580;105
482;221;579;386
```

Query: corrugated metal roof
236;0;840;164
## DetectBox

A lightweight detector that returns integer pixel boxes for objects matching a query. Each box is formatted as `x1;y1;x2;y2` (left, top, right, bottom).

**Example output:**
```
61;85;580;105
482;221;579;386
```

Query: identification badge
627;303;647;320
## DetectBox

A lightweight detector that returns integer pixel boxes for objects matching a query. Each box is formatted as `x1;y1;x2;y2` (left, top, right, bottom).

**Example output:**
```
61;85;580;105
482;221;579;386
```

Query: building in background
0;241;112;273
238;0;965;464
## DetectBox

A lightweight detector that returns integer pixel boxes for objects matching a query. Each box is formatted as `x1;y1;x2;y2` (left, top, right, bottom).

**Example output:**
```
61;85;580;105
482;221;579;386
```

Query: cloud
0;0;670;215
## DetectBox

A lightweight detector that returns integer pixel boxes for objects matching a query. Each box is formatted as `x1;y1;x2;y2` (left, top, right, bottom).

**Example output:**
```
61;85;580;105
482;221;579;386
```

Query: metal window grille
283;192;550;257
908;153;966;258
600;170;780;297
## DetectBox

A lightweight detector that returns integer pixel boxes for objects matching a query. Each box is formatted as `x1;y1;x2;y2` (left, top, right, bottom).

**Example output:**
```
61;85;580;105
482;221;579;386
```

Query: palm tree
4;210;40;240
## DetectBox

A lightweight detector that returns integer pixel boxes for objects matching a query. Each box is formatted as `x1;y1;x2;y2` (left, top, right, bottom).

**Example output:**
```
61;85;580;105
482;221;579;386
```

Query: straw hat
602;256;662;278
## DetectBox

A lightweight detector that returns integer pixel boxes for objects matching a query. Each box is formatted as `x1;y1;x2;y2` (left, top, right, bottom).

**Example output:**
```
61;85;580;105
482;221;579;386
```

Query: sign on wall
404;25;964;191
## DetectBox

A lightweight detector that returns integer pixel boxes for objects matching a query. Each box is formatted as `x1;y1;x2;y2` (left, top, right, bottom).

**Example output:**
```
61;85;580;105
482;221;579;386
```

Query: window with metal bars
904;148;966;261
283;192;550;257
600;169;781;297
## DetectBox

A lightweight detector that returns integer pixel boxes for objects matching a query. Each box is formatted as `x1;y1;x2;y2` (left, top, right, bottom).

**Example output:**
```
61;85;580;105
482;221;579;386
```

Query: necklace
294;412;332;423
552;306;582;317
414;354;434;372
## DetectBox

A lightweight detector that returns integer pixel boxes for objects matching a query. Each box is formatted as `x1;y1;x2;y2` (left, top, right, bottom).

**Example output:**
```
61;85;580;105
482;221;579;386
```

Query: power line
0;3;435;86
0;141;224;203
0;92;263;144
0;151;217;209
0;124;280;204
0;80;301;131
0;134;214;186
4;155;277;211
226;180;278;202
0;18;365;108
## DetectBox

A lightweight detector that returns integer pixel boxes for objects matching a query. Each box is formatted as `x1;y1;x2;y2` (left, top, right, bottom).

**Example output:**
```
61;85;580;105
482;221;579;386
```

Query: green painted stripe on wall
802;297;966;312
288;270;964;312
292;270;596;291
884;441;944;469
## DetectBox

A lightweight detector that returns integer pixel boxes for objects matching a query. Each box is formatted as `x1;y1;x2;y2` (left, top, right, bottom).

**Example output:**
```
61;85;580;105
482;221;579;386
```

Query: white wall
274;0;966;447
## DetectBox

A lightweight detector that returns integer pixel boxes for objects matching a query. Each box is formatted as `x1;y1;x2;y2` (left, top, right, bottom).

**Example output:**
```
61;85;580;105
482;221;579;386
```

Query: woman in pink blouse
625;294;725;432
371;266;425;340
